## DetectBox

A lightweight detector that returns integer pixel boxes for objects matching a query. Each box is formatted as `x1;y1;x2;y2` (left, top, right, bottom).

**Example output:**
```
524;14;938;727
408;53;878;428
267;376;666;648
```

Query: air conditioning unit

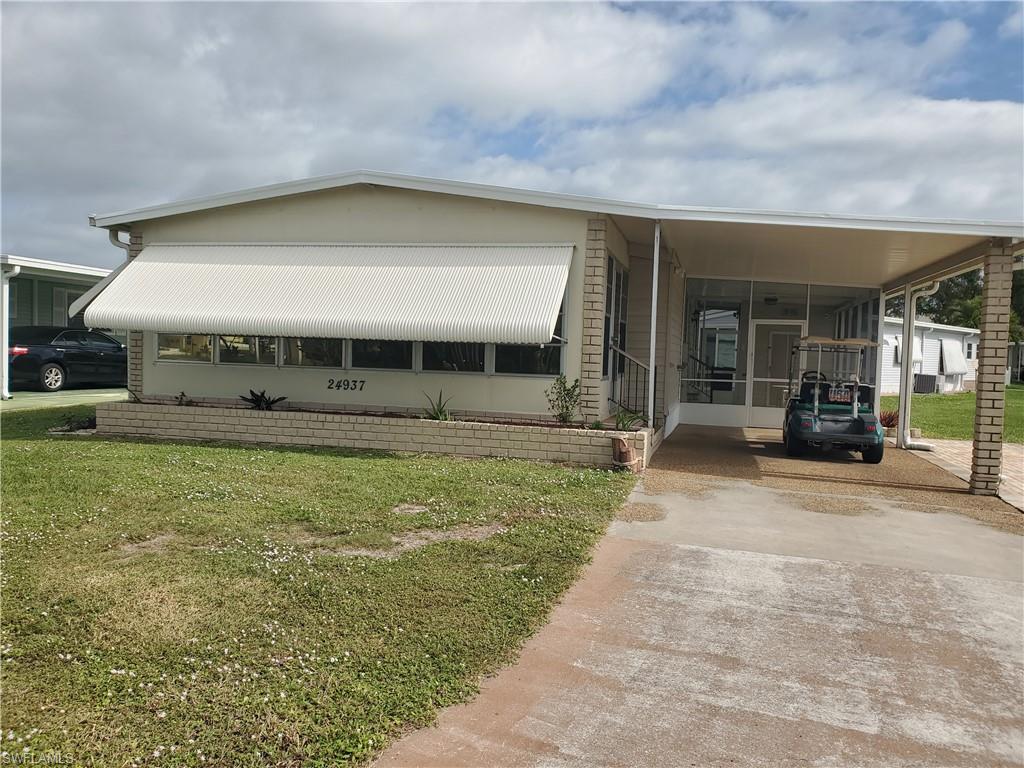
913;374;938;394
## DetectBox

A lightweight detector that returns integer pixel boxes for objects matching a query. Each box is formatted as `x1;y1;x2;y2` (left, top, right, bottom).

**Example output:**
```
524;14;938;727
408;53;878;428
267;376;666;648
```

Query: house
0;254;113;398
73;171;1021;491
880;317;979;395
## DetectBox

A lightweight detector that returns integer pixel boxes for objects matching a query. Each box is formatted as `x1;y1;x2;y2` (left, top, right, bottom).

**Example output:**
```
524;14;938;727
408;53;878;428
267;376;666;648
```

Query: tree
886;267;1022;342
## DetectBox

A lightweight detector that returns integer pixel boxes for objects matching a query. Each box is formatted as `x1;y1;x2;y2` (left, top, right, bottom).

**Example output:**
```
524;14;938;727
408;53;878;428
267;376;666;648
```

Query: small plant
175;391;194;406
239;389;287;411
423;390;453;421
60;414;96;432
614;408;644;431
589;420;605;430
545;375;581;424
879;409;899;428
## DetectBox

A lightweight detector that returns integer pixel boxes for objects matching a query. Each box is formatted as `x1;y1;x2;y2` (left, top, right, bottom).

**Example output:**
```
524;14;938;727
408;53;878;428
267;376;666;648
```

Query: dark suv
8;326;127;391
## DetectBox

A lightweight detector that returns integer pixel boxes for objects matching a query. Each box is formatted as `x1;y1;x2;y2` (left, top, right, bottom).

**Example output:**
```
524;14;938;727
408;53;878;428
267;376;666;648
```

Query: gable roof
90;170;1024;239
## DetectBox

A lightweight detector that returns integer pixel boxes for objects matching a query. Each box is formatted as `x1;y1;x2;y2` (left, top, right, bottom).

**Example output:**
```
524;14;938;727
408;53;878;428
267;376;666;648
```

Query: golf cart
783;337;884;463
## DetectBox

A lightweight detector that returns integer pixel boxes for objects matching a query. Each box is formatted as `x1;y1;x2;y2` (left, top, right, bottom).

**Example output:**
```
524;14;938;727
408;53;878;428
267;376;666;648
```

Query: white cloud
1;2;1021;268
999;5;1023;39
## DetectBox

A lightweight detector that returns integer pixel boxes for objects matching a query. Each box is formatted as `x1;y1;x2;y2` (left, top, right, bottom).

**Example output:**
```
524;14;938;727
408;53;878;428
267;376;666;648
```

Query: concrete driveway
0;387;127;412
377;427;1024;768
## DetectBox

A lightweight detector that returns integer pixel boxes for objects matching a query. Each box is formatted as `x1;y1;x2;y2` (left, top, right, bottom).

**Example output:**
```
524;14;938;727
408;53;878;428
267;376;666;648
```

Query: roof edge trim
89;170;1024;238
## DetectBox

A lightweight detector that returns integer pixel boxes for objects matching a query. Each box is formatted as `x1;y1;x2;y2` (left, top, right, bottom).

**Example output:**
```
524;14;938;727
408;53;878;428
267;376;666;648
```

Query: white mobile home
74;171;1021;490
880;318;979;395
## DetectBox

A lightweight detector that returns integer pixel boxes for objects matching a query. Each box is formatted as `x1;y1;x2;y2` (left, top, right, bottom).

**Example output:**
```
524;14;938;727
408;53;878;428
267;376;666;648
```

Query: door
84;331;126;383
748;320;805;428
52;330;96;382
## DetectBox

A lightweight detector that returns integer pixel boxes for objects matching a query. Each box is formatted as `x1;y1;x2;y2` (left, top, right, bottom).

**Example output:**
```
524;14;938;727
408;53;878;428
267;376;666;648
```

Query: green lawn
880;383;1024;443
0;407;635;766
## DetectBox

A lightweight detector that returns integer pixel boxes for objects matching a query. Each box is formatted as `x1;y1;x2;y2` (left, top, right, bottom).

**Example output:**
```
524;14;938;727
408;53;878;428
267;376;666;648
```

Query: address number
327;378;366;391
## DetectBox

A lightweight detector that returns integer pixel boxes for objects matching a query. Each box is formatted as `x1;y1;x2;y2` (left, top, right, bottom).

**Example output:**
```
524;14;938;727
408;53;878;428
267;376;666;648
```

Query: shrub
545;375;581;424
879;409;899;428
175;391;194;406
423;390;453;421
614;408;644;431
239;390;287;411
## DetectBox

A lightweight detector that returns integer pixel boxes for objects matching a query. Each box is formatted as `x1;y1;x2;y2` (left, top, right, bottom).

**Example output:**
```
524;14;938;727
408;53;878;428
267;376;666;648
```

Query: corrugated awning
893;335;924;364
941;338;969;375
82;243;574;344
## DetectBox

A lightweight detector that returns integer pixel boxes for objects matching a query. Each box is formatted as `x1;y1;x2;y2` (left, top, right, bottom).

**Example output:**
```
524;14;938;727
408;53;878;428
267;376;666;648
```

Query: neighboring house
1;254;115;398
880;318;979;395
2;254;110;328
71;170;1021;468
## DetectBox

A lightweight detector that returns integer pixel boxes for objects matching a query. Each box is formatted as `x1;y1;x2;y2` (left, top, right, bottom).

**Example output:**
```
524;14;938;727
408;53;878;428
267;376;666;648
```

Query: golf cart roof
799;336;878;348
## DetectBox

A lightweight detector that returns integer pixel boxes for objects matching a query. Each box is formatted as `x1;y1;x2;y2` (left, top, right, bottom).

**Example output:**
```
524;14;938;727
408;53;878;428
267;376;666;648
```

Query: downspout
2;265;22;400
898;281;940;450
109;229;131;253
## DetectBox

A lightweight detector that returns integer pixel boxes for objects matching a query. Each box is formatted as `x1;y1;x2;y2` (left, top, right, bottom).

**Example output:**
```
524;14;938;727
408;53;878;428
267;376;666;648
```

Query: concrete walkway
0;388;127;412
376;428;1024;768
912;438;1024;512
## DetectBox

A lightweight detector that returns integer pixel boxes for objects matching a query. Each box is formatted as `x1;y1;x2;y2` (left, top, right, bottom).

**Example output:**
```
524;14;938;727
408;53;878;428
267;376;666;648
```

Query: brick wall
126;230;145;396
969;245;1013;495
96;402;651;469
580;217;608;421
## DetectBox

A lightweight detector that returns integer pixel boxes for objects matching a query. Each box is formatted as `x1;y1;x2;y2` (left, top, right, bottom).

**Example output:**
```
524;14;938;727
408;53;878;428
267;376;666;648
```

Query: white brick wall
96;402;652;469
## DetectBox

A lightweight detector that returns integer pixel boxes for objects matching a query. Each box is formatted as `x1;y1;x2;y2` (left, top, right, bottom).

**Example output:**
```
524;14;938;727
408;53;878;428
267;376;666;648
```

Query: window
422;342;485;372
52;287;86;327
54;330;88;346
217;335;277;365
282;338;344;367
157;334;213;362
602;258;628;377
494;305;564;376
351;340;412;369
966;342;973;360
84;331;121;350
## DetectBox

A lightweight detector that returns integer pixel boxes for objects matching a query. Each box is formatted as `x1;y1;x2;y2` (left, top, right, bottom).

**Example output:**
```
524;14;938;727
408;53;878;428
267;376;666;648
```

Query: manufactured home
72;171;1021;492
880;317;980;395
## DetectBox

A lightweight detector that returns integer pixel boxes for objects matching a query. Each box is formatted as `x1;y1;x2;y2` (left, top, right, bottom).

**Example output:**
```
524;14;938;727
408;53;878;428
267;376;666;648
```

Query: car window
54;331;88;346
84;332;120;348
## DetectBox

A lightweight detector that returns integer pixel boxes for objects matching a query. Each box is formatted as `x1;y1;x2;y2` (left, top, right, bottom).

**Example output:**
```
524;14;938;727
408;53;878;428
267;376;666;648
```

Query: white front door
748;320;805;428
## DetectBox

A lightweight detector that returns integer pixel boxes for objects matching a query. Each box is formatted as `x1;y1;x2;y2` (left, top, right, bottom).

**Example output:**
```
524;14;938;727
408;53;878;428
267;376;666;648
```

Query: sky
2;1;1023;269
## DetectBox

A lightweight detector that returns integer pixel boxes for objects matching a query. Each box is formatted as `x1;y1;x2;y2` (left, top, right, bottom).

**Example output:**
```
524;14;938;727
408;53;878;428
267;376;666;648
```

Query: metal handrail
609;345;649;370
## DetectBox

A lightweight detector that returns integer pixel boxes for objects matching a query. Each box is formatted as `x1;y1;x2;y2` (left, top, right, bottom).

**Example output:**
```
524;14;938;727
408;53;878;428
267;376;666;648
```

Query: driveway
912;438;1024;512
0;387;127;412
376;428;1024;768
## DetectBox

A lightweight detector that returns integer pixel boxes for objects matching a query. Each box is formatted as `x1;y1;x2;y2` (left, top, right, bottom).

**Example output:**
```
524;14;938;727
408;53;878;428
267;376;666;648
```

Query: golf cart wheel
785;432;805;457
39;363;66;392
863;443;884;464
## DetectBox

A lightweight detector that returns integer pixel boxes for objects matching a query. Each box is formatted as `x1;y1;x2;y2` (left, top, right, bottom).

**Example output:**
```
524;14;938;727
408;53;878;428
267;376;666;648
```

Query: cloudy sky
2;1;1022;268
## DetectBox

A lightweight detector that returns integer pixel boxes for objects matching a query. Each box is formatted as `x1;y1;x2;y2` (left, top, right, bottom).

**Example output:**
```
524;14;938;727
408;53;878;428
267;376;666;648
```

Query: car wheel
39;363;66;392
785;431;805;457
863;443;884;464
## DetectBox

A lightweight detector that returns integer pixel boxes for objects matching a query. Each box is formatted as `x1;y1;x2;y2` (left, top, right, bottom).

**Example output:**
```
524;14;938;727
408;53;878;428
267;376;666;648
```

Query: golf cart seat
799;381;829;404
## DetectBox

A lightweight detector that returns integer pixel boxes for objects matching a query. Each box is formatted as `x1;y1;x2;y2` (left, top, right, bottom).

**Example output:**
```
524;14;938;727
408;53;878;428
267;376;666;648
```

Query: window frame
214;334;279;366
281;337;347;370
350;339;415;371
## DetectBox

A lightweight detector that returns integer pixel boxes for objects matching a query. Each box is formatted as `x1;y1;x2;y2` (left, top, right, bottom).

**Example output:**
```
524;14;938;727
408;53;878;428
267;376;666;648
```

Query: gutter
2;265;22;400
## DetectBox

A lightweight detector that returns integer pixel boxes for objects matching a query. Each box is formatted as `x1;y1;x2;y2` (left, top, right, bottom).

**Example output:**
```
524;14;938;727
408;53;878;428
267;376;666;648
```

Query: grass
880;383;1024;443
0;406;635;767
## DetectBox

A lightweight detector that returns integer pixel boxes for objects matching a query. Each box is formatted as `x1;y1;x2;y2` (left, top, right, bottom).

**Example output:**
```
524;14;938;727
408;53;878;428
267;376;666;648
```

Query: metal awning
941;338;970;375
81;243;574;343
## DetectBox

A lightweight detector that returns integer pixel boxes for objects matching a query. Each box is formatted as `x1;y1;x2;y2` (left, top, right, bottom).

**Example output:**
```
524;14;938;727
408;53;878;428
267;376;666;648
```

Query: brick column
969;244;1013;495
579;217;608;421
126;231;145;396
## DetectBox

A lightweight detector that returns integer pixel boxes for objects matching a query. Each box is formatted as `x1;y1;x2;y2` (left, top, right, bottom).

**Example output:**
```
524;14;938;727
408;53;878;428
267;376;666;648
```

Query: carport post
897;284;914;449
969;242;1014;495
647;221;661;428
1;265;20;400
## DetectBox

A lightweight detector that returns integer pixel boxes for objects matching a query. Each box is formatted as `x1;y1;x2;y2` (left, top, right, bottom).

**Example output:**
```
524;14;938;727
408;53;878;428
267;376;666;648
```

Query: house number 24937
327;378;366;391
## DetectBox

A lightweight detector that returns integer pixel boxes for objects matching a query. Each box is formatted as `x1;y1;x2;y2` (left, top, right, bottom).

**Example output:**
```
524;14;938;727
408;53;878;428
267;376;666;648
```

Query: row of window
156;334;563;376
